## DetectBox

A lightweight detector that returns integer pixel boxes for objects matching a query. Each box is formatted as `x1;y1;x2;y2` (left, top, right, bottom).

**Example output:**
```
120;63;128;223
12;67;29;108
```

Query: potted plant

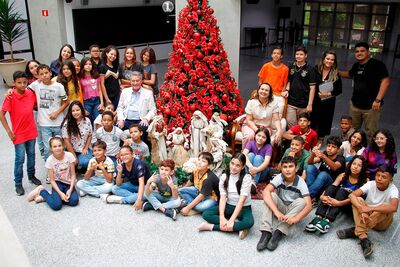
0;0;28;86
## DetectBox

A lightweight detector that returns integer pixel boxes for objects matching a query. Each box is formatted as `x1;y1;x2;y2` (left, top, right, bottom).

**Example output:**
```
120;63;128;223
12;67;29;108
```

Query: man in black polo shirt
283;45;316;129
340;42;390;142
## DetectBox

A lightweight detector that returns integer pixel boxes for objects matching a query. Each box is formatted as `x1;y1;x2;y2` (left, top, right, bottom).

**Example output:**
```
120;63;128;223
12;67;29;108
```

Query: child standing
179;152;220;215
99;45;122;108
27;137;79;210
337;164;398;258
0;71;41;195
257;156;312;251
101;146;148;210
285;46;316;129
258;46;289;118
76;140;115;197
29;64;69;161
124;124;150;161
89;44;102;72
242;128;272;184
140;47;158;95
306;136;345;203
142;159;181;220
198;153;254;239
55;60;83;104
305;155;367;234
79;57;104;125
95;111;127;166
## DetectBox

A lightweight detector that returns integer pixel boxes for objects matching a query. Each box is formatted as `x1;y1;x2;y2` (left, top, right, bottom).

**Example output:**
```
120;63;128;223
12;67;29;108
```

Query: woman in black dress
311;50;342;143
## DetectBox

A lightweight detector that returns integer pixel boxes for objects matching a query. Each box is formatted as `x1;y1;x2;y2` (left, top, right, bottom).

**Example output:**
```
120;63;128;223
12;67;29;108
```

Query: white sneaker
46;177;51;184
106;195;123;204
100;194;109;203
79;190;87;197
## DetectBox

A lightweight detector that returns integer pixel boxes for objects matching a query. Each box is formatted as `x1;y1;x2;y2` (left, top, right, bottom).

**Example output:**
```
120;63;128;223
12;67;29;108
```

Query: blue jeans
178;186;217;212
112;182;146;204
145;191;181;210
40;126;62;161
76;149;93;169
34;111;44;156
84;96;100;125
247;153;269;183
14;139;36;186
40;180;79;211
76;175;113;197
306;165;333;198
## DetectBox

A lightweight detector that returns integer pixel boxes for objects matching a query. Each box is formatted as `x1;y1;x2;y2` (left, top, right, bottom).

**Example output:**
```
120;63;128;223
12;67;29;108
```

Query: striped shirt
270;174;309;205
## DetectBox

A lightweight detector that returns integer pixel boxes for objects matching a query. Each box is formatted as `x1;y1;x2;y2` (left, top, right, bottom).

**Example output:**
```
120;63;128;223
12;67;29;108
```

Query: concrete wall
176;0;240;81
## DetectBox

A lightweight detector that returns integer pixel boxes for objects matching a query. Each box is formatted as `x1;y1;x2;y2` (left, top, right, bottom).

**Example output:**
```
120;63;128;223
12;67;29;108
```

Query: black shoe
251;183;257;195
360;238;373;258
142;201;155;212
257;231;272;251
164;208;177;220
266;229;283;251
15;185;25;196
336;227;356;239
29;176;42;186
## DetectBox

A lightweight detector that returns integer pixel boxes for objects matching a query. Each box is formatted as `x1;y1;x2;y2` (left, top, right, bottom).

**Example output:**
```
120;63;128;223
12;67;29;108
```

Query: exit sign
41;10;49;17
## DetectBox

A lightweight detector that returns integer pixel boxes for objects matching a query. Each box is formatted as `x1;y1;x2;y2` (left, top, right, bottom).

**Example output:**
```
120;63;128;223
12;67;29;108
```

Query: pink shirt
79;75;100;100
1;88;37;144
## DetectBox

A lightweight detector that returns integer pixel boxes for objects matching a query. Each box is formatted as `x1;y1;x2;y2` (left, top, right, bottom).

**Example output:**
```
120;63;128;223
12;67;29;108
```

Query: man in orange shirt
258;46;289;119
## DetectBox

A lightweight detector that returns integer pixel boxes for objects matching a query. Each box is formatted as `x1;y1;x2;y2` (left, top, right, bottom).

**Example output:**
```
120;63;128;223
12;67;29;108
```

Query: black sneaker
256;231;272;251
164;208;177;220
336;227;356;239
29;176;42;186
15;185;25;196
266;229;283;251
142;201;155;212
305;216;321;232
360;238;373;258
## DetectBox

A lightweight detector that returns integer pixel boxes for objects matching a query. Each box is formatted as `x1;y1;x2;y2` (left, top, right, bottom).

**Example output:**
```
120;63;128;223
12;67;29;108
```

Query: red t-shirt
289;125;318;151
1;88;37;144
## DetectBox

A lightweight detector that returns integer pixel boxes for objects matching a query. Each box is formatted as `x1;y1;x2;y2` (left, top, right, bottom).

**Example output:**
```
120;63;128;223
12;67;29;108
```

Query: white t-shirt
219;173;252;207
340;141;365;161
88;156;115;178
95;126;127;156
61;117;92;153
360;181;399;207
29;80;67;127
45;151;76;184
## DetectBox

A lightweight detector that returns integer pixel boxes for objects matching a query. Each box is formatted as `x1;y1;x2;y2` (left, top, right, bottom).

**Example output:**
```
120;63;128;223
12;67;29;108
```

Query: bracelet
374;98;382;103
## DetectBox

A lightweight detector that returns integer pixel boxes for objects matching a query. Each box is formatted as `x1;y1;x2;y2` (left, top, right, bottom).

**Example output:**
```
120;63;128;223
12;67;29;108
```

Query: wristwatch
374;98;382;103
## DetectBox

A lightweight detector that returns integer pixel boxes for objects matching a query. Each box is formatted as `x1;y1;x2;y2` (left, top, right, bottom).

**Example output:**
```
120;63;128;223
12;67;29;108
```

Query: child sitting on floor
123;124;150;161
305;155;367;234
282;112;318;151
142;159;181;220
101;146;149;210
306;136;345;205
94;102;116;130
339;115;355;143
337;164;398;258
277;136;310;180
257;156;312;251
76;140;115;197
28;137;79;210
242;128;272;185
198;153;254;240
179;152;220;216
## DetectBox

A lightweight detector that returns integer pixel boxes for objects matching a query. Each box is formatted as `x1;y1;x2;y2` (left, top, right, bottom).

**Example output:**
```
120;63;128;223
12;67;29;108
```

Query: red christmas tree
157;0;243;134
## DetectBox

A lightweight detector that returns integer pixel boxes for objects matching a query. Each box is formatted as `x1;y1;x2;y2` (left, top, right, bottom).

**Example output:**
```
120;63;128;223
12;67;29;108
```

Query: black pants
315;185;352;221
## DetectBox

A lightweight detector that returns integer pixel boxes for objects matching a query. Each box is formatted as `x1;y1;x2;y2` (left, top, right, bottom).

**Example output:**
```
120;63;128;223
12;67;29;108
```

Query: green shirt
282;148;310;175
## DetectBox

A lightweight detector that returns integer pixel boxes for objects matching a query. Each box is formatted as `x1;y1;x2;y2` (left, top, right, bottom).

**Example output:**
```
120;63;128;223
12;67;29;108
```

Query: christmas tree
157;0;243;135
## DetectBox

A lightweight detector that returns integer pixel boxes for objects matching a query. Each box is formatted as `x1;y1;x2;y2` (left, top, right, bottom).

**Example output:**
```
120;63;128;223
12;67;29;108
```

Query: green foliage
144;157;190;185
0;0;27;61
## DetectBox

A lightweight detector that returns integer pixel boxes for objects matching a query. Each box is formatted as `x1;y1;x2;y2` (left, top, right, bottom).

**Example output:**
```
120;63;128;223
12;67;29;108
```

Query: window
302;2;391;52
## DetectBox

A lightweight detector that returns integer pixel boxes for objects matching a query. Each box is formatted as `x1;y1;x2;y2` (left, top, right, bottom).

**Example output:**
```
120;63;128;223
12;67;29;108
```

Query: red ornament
196;51;204;59
193;32;201;41
164;108;171;115
198;78;204;86
222;93;229;102
220;114;228;121
190;104;197;111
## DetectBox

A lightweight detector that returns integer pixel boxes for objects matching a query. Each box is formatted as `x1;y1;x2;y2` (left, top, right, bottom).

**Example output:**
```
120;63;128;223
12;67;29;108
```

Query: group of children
0;43;398;258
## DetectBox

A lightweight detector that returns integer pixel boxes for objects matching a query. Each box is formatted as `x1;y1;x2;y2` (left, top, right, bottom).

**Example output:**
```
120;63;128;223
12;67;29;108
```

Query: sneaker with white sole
104;195;123;204
27;185;44;202
142;201;154;212
164;208;177;220
100;194;109;203
305;216;321;232
79;190;87;197
46;176;51;184
315;218;331;234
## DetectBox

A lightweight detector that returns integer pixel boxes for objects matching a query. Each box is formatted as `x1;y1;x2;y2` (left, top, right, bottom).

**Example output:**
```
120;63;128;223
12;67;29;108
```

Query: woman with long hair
50;44;75;77
120;46;143;89
311;50;342;143
99;45;122;107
